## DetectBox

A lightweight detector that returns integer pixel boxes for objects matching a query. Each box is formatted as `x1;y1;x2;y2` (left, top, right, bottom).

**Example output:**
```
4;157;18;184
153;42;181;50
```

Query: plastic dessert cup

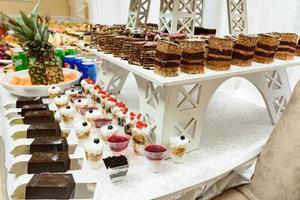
144;144;168;173
107;134;130;156
92;118;112;128
79;106;98;116
84;138;103;169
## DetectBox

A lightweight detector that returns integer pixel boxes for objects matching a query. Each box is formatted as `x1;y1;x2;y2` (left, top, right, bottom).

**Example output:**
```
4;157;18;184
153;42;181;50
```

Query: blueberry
108;125;113;130
180;135;185;140
82;122;88;126
58;95;61;98
94;138;100;144
78;99;81;102
89;109;93;113
66;106;71;109
71;89;74;92
52;86;55;89
78;91;83;94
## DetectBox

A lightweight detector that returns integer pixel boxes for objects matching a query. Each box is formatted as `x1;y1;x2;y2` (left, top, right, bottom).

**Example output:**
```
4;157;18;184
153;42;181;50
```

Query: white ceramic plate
0;68;81;97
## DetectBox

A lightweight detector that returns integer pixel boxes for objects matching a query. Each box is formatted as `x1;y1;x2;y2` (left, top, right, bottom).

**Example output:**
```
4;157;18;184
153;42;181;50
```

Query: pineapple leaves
31;0;41;17
19;11;34;30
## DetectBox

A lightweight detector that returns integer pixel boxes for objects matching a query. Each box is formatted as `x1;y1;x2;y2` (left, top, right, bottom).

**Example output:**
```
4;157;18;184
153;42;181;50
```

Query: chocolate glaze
234;44;256;52
256;43;278;51
103;155;128;169
20;104;49;117
155;50;181;61
23;110;54;124
154;59;180;68
232;52;254;60
255;51;275;58
181;60;204;65
182;52;204;60
277;47;295;53
27;122;61;138
279;41;296;48
30;137;68;154
206;56;232;61
26;173;75;199
28;152;70;174
16;97;43;108
208;48;232;56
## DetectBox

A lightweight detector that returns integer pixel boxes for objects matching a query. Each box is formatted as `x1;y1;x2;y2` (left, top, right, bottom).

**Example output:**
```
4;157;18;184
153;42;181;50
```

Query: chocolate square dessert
30;137;68;154
26;173;75;199
254;33;280;64
154;41;182;77
179;39;206;74
16;97;43;108
103;35;116;54
128;41;147;66
194;27;217;36
275;33;298;60
113;35;127;57
23;110;54;124
142;42;157;69
121;37;144;60
206;37;233;71
296;39;300;57
103;155;129;183
28;152;70;173
20;104;49;117
232;34;258;67
27;122;61;138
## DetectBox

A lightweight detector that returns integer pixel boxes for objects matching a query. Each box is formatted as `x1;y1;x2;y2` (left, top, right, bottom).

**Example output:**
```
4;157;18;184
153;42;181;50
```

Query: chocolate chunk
255;51;275;58
28;152;70;174
181;60;204;65
23;110;54;124
26;173;75;199
16;97;43;108
30;137;68;154
103;155;128;169
20;104;49;117
208;48;232;56
194;27;217;36
155;50;182;61
27;122;61;138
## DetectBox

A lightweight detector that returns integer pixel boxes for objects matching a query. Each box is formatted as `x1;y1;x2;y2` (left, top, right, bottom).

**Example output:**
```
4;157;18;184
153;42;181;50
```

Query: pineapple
0;0;63;85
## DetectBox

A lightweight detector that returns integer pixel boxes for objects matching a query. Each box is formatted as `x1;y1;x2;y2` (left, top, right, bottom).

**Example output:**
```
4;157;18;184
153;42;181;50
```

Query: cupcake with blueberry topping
54;95;68;109
65;88;79;99
132;121;150;155
169;135;190;163
48;86;61;98
85;109;102;123
100;124;119;141
74;98;88;113
84;138;103;168
75;121;92;146
59;105;75;123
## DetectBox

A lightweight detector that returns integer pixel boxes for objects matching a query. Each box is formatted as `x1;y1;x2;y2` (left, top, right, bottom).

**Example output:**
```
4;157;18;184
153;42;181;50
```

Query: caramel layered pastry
206;37;233;71
128;41;146;66
179;39;206;74
97;33;110;51
275;33;298;60
112;35;126;57
154;41;182;77
141;42;157;69
232;34;258;67
296;39;300;56
121;37;144;60
103;35;116;54
254;34;280;64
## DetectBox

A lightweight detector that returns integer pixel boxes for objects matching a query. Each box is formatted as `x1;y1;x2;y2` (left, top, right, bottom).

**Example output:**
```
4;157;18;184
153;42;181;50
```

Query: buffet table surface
0;72;278;200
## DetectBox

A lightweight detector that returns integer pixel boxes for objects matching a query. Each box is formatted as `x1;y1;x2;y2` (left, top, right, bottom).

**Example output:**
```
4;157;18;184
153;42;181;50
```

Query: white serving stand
79;44;300;151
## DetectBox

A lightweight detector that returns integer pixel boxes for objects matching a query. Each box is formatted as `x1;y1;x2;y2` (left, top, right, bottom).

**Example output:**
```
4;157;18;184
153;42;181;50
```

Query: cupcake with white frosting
105;96;118;114
81;78;95;94
169;135;190;163
132;121;150;155
84;138;103;168
59;105;75;123
85;109;102;123
90;85;101;103
116;107;128;127
100;93;110;114
65;88;79;99
54;95;68;109
74;98;88;113
75;121;92;146
124;112;136;136
48;86;61;98
111;102;126;123
100;124;119;141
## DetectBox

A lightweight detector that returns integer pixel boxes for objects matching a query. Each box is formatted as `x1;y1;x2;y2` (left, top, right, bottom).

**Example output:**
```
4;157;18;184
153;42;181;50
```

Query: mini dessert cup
132;121;150;155
107;134;130;156
84;138;103;169
65;89;79;99
100;124;119;141
90;85;101;103
103;155;129;183
144;144;168;173
48;86;61;98
75;121;92;146
124;112;136;136
85;109;102;123
169;135;190;163
81;78;95;94
74;98;88;114
59;106;75;124
54;95;68;109
60;123;72;138
92;117;112;129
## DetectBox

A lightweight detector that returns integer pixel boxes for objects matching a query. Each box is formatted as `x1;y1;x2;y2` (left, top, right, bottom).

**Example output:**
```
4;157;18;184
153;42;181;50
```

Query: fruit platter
0;68;81;97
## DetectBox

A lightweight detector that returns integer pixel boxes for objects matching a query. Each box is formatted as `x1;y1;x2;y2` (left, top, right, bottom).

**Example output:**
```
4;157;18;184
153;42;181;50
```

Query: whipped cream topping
100;124;119;137
74;98;88;108
132;125;150;136
169;135;190;148
59;106;75;116
48;86;61;94
65;89;79;97
84;139;103;154
54;95;68;105
75;121;92;135
85;109;102;120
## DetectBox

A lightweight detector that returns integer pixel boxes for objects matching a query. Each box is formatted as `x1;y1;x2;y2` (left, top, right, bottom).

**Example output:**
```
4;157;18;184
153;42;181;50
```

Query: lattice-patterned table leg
242;69;291;124
126;0;151;30
227;0;248;35
195;0;205;28
98;59;130;95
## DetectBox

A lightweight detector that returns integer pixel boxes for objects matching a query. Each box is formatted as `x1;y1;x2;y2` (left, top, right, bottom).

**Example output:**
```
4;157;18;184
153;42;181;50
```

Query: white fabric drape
88;0;300;106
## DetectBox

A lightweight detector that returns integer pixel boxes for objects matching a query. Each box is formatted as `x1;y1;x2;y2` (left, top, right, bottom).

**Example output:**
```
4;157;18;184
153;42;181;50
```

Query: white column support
227;0;248;35
195;0;205;28
126;0;152;30
159;0;197;35
98;59;130;94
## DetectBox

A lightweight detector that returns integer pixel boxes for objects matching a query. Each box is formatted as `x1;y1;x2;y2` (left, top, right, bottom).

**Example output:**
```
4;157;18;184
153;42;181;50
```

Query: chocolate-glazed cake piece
275;33;298;60
27;122;61;138
30;137;68;154
20;104;49;117
26;173;75;199
206;37;233;71
103;155;129;183
16;97;43;108
113;35;127;57
194;27;217;36
179;39;206;74
254;33;280;64
142;42;157;69
28;152;70;173
232;34;258;67
296;39;300;57
154;41;182;77
23;110;54;124
121;37;144;60
103;35;116;54
128;41;146;66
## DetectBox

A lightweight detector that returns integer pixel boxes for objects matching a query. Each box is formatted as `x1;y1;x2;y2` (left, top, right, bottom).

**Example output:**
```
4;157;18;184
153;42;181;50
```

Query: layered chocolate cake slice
103;35;116;54
121;37;144;60
103;155;129;183
23;110;54;124
142;42;157;69
20;104;49;117
30;137;68;154
27;122;61;138
128;41;146;66
232;34;258;66
97;33;110;51
254;34;280;64
179;39;206;74
154;41;182;77
296;39;300;56
28;152;70;173
112;35;126;57
16;97;43;108
206;37;233;71
275;33;298;60
26;173;75;199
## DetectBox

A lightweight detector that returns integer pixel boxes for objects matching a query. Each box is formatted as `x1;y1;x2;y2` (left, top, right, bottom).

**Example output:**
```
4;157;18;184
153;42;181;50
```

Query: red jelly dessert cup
92;117;112;128
144;144;168;173
79;106;98;115
107;134;130;155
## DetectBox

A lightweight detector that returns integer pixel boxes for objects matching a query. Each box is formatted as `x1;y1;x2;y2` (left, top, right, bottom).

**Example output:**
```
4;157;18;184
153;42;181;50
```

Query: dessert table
0;72;277;200
78;43;300;151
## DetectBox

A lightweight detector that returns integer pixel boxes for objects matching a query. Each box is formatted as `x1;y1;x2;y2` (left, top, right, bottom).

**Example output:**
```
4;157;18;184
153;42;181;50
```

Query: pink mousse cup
92;117;112;129
144;144;168;173
107;134;131;156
